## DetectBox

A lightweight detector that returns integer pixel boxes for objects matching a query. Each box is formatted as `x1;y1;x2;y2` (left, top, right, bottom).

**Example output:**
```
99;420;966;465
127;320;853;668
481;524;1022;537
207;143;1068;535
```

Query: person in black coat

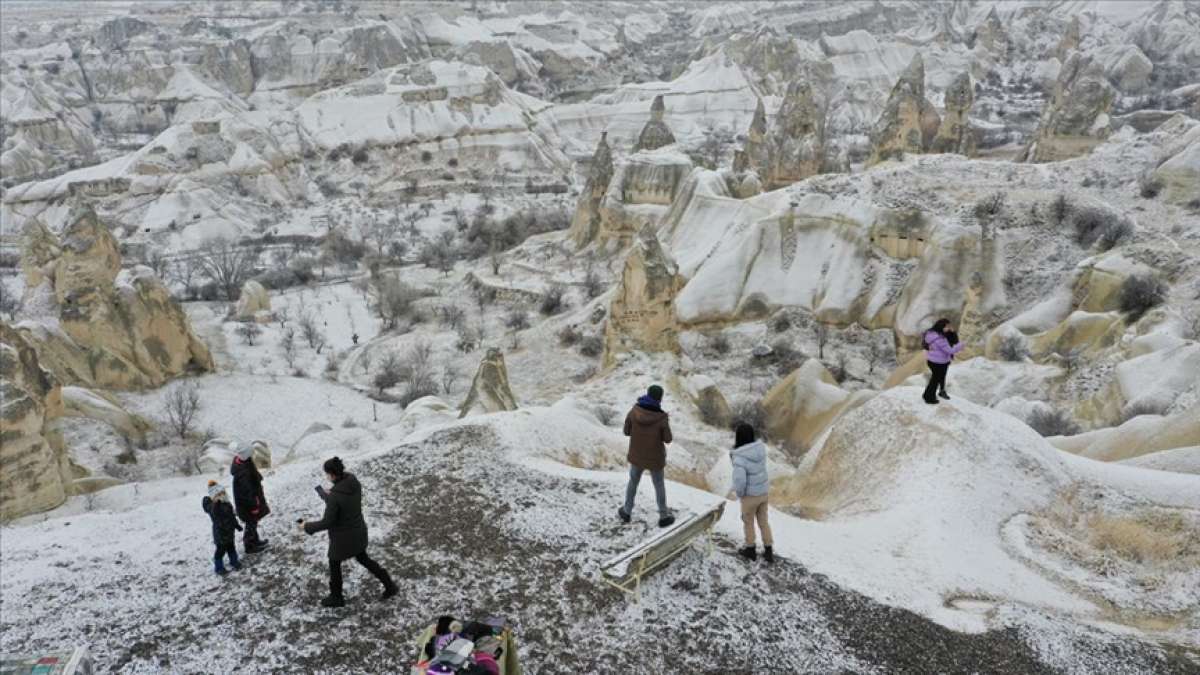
940;329;959;400
230;443;270;553
301;456;397;607
202;481;242;575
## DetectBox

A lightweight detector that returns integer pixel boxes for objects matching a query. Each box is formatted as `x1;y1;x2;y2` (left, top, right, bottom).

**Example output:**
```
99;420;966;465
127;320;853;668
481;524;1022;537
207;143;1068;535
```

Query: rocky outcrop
18;205;214;390
930;72;975;156
1151;116;1200;205
1050;410;1200;463
603;226;684;367
763;81;825;189
733;97;768;176
591;148;694;249
234;280;271;321
568;132;615;248
761;360;871;452
866;54;940;166
0;323;73;522
633;95;676;152
970;7;1010;61
1019;53;1115;163
459;348;519;418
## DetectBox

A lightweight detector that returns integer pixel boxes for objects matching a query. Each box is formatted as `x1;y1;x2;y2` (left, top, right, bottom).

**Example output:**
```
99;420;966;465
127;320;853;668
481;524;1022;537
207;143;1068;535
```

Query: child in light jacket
730;423;773;563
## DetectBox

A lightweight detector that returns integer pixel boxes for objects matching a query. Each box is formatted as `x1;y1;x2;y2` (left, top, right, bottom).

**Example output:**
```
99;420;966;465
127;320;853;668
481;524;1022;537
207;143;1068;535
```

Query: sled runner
600;500;726;600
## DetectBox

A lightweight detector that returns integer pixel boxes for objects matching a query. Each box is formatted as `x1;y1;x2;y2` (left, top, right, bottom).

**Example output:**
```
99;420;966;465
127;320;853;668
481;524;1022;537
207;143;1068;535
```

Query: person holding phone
299;456;397;607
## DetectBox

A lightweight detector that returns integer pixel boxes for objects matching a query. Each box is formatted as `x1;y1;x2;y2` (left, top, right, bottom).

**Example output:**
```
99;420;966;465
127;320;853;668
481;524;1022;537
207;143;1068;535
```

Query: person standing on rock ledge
923;318;964;405
618;384;676;528
300;456;398;608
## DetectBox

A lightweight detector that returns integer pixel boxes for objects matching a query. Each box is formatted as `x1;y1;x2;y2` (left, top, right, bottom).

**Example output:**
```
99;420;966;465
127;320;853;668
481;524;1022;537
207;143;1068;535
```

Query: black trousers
243;518;262;549
924;361;949;401
329;551;394;597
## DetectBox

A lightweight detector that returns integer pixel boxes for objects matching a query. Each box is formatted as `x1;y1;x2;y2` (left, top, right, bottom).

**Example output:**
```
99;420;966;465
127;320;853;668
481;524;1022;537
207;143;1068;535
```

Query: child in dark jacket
202;480;242;575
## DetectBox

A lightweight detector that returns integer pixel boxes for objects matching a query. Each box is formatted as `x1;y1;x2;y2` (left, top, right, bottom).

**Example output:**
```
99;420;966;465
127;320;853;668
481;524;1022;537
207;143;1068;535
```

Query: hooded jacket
304;472;369;562
202;495;242;545
730;440;769;498
231;456;270;522
623;396;672;471
924;330;964;365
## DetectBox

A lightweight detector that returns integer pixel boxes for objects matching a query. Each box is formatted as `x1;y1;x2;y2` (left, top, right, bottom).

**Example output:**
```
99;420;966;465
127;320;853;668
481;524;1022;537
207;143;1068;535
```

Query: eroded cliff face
0;322;73;522
19;204;213;390
603;225;684;367
866;54;939;166
1019;53;1115;163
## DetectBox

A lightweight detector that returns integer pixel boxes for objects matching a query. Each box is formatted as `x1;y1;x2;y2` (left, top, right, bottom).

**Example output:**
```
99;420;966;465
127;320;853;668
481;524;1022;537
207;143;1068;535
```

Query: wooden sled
600;500;726;601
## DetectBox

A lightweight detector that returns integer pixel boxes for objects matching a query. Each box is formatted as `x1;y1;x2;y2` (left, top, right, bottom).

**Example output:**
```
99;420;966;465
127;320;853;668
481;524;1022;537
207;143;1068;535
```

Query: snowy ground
4;408;1197;674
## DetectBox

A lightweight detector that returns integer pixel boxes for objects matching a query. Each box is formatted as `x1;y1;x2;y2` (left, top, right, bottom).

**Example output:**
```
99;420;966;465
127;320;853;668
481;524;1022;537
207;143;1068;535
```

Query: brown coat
624;404;672;470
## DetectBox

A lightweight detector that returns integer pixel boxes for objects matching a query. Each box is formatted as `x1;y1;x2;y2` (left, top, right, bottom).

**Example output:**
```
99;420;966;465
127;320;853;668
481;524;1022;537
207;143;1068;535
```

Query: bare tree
163;381;202;439
237;321;262;345
169;257;202;300
695;120;735;170
357;215;402;256
440;361;460;394
375;276;419;329
195;238;259;300
279;327;298;368
814;323;829;360
374;352;402;395
298;311;325;351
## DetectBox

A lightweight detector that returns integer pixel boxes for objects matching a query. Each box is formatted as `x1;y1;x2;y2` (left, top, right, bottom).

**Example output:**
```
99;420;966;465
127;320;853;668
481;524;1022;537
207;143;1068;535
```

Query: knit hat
232;442;252;461
647;384;664;402
207;482;226;499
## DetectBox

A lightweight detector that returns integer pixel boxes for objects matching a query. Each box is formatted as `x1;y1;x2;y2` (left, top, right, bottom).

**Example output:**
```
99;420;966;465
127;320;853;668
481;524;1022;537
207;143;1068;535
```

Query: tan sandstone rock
633;95;676;152
0;323;73;521
764;80;825;189
866;54;940;166
1019;53;1115;163
18;204;214;390
567;131;615;248
930;71;975;156
1050;408;1200;463
602;225;684;367
459;348;519;418
762;359;873;452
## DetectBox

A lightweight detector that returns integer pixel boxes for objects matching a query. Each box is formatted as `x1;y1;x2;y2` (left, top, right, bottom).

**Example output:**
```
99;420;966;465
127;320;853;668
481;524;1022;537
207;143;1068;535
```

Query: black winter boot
738;546;757;561
938;391;950;400
657;514;676;528
617;507;631;523
320;594;345;608
763;546;775;564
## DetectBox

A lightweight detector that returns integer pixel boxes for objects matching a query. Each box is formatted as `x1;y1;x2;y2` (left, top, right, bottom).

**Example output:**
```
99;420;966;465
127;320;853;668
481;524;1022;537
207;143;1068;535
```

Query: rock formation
0;323;74;521
603;225;684;367
459;348;519;418
866;54;940;166
733;97;769;176
970;7;1010;61
1019;53;1115;163
234;280;272;321
1056;16;1081;60
930;72;976;156
1150;116;1200;205
633;95;676;152
568;131;615;248
761;360;872;451
18;204;214;390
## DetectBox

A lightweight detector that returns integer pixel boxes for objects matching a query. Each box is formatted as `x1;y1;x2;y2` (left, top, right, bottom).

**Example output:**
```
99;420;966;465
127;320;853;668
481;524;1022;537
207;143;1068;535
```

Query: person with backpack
201;481;242;575
730;423;773;563
618;384;675;528
939;327;960;399
230;442;270;553
923;318;964;405
300;456;398;607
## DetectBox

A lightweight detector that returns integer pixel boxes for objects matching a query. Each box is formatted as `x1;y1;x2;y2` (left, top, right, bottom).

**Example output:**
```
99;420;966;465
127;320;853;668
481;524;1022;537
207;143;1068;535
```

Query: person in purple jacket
923;318;964;404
